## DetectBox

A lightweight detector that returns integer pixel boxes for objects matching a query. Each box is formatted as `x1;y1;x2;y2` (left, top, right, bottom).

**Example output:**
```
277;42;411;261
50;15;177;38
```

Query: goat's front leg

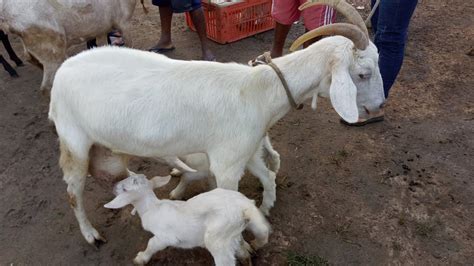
247;153;277;216
133;236;167;265
209;158;247;191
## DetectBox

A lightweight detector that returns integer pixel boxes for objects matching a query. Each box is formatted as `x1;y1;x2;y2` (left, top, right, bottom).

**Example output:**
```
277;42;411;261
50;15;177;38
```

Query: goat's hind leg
0;31;23;66
0;54;18;77
236;238;254;265
205;227;238;266
59;139;106;245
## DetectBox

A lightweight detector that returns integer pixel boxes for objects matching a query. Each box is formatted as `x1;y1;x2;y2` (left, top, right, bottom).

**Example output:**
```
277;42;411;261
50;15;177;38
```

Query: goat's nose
379;102;385;109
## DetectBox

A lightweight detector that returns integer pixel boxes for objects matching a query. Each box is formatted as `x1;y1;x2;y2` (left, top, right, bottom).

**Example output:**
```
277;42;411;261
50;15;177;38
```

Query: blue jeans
371;0;417;97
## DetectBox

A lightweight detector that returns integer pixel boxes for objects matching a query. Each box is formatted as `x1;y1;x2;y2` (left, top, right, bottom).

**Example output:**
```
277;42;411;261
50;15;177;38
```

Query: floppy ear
329;58;359;123
150;175;172;189
104;193;134;209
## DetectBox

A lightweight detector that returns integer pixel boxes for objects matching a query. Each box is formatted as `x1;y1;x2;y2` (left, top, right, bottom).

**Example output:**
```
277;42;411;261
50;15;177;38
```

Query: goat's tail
140;0;149;14
244;205;270;249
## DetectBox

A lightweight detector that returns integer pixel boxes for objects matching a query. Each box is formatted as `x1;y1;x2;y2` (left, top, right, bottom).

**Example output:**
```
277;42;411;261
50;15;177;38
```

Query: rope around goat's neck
262;52;303;110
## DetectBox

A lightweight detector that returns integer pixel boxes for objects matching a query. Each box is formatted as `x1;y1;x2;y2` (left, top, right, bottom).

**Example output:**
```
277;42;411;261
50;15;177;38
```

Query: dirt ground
1;0;473;265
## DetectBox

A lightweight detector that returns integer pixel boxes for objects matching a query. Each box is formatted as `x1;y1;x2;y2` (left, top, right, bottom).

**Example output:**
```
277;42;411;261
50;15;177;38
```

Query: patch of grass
398;213;407;226
414;221;434;238
336;149;349;158
287;251;329;266
330;149;350;166
392;241;402;251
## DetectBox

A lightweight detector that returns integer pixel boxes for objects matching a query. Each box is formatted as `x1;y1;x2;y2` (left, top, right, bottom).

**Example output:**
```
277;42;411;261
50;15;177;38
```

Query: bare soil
1;0;473;265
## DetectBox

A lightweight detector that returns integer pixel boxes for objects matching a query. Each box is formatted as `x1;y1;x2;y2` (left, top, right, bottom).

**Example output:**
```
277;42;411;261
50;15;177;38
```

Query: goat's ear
150;175;172;189
329;58;359;123
104;193;134;209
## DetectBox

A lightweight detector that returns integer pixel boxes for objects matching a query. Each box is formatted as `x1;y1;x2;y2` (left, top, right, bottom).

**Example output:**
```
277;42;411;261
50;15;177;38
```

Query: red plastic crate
185;0;275;44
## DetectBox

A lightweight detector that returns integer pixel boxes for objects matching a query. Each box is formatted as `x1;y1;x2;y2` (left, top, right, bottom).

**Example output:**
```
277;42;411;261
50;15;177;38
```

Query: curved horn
290;23;369;51
299;0;369;37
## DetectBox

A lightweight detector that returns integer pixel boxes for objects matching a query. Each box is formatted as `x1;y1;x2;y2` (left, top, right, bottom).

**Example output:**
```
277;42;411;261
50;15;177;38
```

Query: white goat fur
104;174;270;265
170;134;280;216
0;0;140;94
49;36;385;244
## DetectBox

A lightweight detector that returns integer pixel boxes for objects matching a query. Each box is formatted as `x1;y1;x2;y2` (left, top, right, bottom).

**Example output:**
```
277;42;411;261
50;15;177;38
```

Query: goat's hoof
170;168;182;177
93;235;107;250
14;60;24;67
83;228;107;248
250;239;266;250
238;257;253;266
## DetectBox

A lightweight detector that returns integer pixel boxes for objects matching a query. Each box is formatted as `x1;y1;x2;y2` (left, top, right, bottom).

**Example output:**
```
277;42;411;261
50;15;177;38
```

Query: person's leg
271;23;292;58
270;0;300;58
370;0;379;34
150;0;175;51
189;6;215;61
373;0;417;97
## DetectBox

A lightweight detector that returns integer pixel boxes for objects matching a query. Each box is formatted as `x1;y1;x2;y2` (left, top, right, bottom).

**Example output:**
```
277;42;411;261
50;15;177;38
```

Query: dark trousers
371;0;418;97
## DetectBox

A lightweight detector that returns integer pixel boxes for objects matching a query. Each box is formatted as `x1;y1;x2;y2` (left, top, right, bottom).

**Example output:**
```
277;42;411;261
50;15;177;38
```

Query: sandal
340;115;384;127
149;46;176;53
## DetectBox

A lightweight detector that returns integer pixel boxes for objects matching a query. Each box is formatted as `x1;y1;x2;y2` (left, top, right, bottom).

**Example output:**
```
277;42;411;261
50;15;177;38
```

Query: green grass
287;252;329;266
414;221;434;238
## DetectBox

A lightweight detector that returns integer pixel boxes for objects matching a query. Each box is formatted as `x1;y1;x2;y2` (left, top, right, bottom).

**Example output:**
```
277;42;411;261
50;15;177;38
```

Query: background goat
0;0;145;94
49;0;385;245
104;174;270;265
0;30;23;77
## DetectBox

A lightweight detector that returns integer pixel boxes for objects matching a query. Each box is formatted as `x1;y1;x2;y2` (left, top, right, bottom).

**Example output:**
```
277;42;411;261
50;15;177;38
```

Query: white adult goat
49;0;385;245
0;0;145;94
104;174;270;265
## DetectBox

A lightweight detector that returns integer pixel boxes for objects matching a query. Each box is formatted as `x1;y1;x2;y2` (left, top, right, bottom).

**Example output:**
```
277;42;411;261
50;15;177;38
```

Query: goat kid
104;174;270;266
49;0;385;245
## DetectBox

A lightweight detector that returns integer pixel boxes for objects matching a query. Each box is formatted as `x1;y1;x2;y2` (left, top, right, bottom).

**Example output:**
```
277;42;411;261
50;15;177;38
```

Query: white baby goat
104;174;270;266
49;0;385;245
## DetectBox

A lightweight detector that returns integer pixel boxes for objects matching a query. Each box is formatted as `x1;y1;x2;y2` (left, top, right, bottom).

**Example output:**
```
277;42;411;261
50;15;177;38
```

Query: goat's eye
358;73;371;80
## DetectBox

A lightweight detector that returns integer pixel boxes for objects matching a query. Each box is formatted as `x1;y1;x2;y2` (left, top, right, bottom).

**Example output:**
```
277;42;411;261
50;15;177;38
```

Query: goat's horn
299;0;369;37
290;23;368;51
